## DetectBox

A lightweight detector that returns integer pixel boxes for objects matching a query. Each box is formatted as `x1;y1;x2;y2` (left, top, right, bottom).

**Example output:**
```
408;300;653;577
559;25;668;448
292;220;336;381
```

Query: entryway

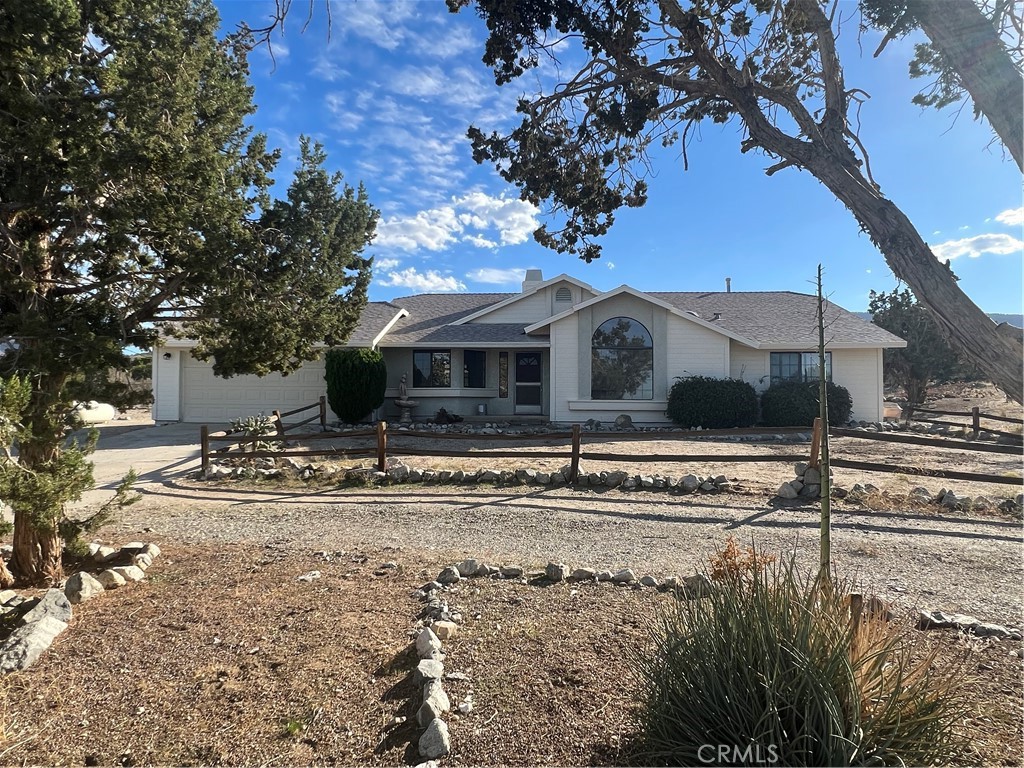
514;352;542;415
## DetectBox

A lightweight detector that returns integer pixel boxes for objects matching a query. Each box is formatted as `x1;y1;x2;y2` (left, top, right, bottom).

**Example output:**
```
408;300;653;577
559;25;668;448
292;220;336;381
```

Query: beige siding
665;315;730;384
832;348;883;422
729;343;768;388
471;289;550;324
550;314;580;422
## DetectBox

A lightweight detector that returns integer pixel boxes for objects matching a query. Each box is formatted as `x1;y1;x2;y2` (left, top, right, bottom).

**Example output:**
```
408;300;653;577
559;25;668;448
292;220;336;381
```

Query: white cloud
466;267;528;285
995;207;1024;227
375;193;540;253
374;257;401;270
411;24;477;59
606;261;616;270
931;233;1024;260
324;92;364;130
958;225;970;231
377;267;466;292
332;0;417;50
385;64;491;108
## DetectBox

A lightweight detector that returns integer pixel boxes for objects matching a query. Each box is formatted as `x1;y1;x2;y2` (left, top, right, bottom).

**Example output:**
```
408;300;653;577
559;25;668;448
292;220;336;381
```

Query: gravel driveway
106;482;1023;628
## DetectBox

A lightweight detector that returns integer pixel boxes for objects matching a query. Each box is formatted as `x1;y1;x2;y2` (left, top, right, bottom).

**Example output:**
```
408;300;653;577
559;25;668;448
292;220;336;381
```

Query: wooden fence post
972;406;980;438
808;417;822;468
200;425;210;474
569;424;581;482
271;410;285;437
377;420;388;472
319;396;328;430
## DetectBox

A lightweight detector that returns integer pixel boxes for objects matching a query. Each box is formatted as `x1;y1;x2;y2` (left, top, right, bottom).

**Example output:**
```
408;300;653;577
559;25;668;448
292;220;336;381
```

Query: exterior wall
727;342;884;422
152;348;181;422
729;343;768;388
469;280;595;324
831;347;883;422
549;296;730;424
665;314;730;384
379;347;549;421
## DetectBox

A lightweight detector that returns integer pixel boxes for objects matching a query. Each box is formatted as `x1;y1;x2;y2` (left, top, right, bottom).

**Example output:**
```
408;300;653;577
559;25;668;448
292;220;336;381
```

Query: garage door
180;354;329;424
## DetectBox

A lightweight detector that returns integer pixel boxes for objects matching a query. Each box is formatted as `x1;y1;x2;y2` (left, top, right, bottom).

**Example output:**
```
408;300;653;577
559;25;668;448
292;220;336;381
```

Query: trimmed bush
760;380;853;427
631;555;969;766
324;348;387;424
666;376;759;429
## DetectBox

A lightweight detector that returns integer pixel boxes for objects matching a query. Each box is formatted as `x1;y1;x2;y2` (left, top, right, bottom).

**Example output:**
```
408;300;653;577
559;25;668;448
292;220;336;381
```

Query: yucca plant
631;555;969;766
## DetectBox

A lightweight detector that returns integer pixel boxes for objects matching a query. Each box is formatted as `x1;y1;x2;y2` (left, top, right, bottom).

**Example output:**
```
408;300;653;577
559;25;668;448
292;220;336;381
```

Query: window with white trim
770;352;831;384
591;317;654;400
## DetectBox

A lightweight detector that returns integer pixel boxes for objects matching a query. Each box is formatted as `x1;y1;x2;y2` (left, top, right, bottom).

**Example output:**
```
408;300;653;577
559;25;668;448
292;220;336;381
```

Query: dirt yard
2;383;1020;766
2;544;1021;767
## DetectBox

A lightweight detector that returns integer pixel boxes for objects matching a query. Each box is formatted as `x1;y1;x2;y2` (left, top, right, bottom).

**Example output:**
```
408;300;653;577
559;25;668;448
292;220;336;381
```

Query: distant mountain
855;311;1023;328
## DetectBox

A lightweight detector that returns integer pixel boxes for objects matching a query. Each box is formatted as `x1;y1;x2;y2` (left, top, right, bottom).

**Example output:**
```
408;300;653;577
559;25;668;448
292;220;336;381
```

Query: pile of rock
0;540;162;675
776;462;831;500
411;627;453;761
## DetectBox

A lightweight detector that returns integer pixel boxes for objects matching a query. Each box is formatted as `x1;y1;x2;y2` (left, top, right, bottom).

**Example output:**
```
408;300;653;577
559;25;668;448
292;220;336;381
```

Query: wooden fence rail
909;405;1023;440
199;417;1023;488
272;396;327;435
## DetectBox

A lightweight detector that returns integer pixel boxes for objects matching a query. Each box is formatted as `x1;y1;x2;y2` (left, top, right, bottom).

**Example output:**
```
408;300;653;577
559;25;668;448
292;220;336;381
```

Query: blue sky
215;0;1023;313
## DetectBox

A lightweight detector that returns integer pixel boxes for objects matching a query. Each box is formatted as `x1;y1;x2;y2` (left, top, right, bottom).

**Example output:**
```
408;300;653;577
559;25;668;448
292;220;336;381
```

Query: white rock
142;543;162;559
94;546;118;563
112;566;146;583
416;628;442;658
96;569;126;589
596;570;614;582
296;570;321;583
433;621;458;641
133;554;154;570
0;615;68;673
639;575;659;588
418;718;451;759
456;559;480;578
64;572;104;605
416;659;444;683
569;568;597;581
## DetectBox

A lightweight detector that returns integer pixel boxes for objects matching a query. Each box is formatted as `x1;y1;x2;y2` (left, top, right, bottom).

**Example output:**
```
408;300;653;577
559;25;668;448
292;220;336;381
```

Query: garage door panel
181;356;329;423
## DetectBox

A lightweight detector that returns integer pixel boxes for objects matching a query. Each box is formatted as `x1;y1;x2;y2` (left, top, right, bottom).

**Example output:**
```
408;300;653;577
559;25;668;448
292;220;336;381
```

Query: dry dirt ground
2;545;1021;767
1;385;1021;766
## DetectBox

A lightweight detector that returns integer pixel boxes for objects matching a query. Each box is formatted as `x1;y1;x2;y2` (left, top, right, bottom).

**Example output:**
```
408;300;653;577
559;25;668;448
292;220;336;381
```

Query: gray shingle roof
648;292;906;347
346;301;405;346
363;289;904;348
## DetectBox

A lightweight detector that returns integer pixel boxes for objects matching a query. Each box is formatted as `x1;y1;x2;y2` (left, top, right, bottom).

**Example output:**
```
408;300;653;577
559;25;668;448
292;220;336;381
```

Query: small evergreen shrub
666;376;759;429
631;552;969;767
760;380;853;427
325;348;387;424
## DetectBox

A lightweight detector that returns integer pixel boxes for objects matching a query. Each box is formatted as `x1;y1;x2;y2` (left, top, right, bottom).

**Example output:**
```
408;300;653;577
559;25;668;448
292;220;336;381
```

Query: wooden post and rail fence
199;400;1022;487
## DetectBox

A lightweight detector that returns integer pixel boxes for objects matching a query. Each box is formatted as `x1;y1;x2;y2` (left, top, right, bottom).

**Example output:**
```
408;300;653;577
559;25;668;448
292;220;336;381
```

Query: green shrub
631;556;969;767
666;376;759;429
324;348;387;424
760;380;853;427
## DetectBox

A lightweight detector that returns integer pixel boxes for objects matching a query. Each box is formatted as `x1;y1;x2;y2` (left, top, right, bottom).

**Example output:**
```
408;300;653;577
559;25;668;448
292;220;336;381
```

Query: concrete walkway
76;422;202;509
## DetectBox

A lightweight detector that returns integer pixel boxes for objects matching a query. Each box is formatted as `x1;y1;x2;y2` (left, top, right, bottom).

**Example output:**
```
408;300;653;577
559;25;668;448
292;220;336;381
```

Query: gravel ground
108;483;1024;628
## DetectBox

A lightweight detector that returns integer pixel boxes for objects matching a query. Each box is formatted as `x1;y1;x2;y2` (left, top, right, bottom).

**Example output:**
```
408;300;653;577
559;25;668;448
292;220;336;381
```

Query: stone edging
400;552;1023;763
0;541;162;674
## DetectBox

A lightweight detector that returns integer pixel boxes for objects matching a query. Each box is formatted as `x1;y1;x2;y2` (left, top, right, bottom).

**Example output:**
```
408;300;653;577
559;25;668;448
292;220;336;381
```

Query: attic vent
555;287;572;302
685;310;700;318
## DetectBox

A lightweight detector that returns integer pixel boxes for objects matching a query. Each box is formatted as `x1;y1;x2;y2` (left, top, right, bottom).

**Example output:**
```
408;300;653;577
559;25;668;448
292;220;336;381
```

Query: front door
514;352;543;414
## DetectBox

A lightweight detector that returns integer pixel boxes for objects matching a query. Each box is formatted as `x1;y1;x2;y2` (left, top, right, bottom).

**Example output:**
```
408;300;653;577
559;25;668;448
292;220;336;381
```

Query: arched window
591;317;654;400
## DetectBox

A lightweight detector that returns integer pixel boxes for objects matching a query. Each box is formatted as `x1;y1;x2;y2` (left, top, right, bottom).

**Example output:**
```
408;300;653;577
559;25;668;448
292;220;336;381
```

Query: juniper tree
449;0;1023;402
0;0;377;585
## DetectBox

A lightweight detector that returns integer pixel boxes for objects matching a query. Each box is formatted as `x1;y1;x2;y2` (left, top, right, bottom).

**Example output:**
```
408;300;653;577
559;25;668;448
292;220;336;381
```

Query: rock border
0;540;162;674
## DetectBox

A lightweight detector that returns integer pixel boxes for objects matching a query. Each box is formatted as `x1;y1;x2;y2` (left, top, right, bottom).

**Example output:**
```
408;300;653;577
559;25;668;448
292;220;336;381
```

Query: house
152;270;906;424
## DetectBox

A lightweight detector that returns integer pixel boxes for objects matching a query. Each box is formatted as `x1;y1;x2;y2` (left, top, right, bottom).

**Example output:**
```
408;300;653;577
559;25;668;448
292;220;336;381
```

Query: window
463;350;486;388
413;350;451;387
591;317;654;400
770;352;832;384
555;286;572;302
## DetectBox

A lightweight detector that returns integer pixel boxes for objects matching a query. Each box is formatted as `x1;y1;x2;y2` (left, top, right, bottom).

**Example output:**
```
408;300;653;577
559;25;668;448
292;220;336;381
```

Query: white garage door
180;354;329;424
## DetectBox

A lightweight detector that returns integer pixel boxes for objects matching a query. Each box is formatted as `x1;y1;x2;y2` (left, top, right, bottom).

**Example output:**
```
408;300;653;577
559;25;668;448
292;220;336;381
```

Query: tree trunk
912;0;1024;172
0;558;14;589
10;504;62;587
808;154;1024;402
